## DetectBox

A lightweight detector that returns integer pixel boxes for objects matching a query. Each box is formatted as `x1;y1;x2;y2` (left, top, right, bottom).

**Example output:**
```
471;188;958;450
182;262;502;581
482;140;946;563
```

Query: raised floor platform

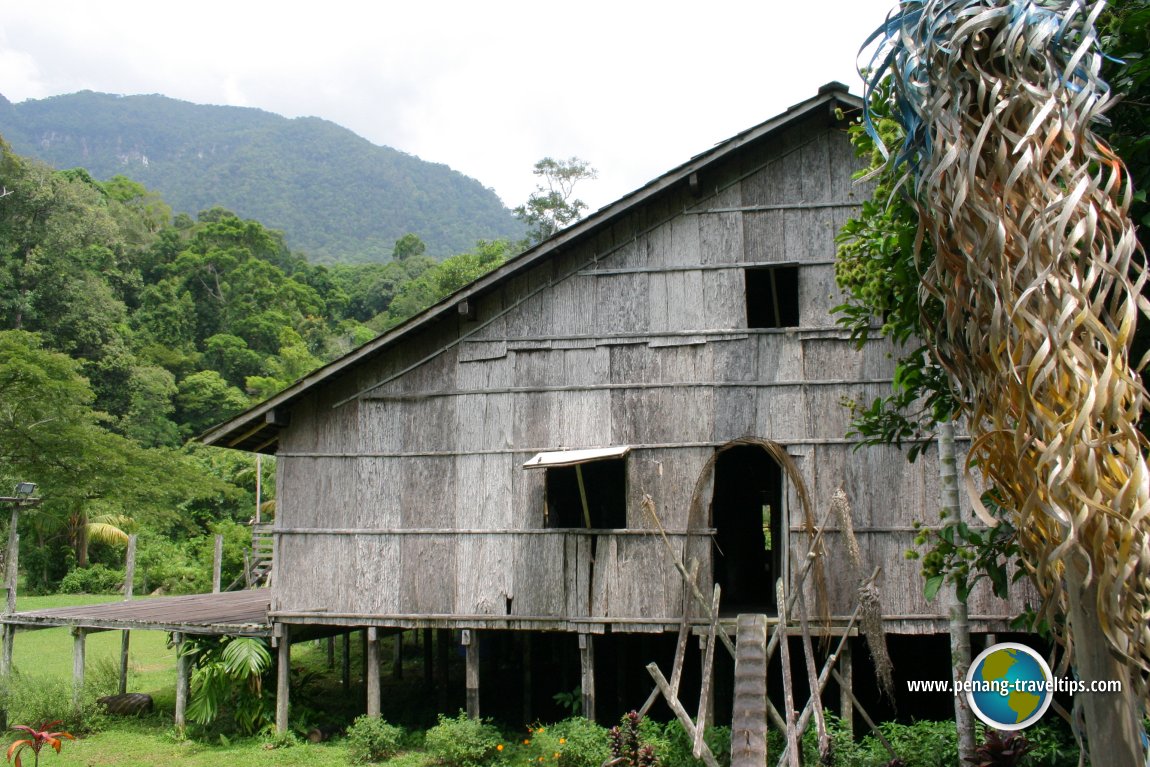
0;589;272;636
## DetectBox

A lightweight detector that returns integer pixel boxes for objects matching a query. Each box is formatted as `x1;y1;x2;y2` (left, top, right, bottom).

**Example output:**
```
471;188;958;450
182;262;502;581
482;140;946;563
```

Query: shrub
347;715;405;764
549;717;612;767
423;711;502;767
647;720;731;767
3;674;108;736
58;564;125;594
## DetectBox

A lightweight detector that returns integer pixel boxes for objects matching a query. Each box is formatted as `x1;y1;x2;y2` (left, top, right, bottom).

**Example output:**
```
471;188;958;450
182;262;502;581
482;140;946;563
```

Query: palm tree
863;1;1149;762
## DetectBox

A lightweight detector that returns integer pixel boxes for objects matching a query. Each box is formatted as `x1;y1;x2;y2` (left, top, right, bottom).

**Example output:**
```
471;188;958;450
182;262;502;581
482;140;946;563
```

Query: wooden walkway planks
0;590;272;636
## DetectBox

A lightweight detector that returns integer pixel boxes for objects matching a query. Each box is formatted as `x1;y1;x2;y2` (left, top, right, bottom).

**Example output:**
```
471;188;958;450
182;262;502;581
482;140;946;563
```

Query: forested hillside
0;91;524;261
0;137;513;594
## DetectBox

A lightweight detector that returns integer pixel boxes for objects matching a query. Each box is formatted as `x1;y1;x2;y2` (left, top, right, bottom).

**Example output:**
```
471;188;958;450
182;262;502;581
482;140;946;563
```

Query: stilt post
463;630;480;719
174;632;188;731
119;534;137;695
71;628;86;712
366;627;381;717
579;633;595;722
275;625;291;734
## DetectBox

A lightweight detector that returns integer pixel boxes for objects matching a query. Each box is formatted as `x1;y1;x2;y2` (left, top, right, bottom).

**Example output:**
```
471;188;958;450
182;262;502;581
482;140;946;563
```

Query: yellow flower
497;744;504;752
524;739;531;745
553;753;560;759
559;739;566;745
538;758;545;763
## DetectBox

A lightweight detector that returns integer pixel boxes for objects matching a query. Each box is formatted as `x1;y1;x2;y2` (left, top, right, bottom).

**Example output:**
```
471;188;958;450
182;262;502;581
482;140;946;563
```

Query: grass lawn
12;594;178;705
2;593;368;766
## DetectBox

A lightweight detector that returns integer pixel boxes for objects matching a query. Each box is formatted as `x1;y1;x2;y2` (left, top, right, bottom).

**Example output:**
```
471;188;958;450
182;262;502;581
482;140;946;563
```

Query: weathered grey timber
196;83;1036;723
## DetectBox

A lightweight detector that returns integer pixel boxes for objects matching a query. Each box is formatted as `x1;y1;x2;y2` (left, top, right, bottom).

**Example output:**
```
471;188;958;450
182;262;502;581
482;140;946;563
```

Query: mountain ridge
0;90;522;261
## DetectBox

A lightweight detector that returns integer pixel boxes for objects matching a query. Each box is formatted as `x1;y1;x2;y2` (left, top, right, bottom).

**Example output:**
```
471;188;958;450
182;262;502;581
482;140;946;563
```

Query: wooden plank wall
271;113;1032;634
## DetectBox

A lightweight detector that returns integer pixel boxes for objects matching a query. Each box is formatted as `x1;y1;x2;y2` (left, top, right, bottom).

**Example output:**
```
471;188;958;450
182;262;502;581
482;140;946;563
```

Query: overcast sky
0;1;896;212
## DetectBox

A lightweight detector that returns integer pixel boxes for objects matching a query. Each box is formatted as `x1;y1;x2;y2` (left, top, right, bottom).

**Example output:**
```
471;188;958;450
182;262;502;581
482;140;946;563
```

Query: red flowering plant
7;721;74;767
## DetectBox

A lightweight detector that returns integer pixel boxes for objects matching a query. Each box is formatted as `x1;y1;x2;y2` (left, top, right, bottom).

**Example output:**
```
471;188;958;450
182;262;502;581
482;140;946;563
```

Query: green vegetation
0;91;523;262
0;134;512;596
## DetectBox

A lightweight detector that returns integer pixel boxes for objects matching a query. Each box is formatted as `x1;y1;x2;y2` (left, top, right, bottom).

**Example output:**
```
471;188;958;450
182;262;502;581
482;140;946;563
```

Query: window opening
745;265;799;328
523;447;630;529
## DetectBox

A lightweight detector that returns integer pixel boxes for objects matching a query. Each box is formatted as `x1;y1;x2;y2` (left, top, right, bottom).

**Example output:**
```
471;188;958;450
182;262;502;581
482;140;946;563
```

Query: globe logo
966;642;1054;730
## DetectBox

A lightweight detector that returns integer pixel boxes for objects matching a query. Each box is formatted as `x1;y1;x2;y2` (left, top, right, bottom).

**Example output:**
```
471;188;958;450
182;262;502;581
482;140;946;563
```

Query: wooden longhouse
201;83;1027;729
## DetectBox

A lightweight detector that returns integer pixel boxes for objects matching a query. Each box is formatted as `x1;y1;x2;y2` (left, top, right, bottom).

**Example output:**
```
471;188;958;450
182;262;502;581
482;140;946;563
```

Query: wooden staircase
245;523;274;587
731;614;769;767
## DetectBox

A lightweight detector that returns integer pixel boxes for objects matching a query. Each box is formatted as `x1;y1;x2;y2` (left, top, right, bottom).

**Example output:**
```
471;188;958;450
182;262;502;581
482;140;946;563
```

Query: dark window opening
712;445;784;613
546;459;627;528
745;266;800;328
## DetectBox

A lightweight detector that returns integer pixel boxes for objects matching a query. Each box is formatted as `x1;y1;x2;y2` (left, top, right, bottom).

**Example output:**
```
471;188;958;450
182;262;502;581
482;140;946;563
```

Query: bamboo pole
775;581;799;767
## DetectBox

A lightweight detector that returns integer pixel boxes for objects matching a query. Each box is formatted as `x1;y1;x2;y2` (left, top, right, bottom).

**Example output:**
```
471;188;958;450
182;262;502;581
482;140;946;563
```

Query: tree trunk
1065;556;1142;765
938;422;976;761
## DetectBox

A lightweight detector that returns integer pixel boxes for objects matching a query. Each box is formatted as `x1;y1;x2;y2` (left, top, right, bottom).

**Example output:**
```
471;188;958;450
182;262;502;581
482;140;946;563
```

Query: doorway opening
711;444;784;613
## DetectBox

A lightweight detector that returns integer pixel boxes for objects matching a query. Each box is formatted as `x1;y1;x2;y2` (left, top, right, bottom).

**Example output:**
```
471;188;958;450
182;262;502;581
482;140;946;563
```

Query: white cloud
0;0;898;210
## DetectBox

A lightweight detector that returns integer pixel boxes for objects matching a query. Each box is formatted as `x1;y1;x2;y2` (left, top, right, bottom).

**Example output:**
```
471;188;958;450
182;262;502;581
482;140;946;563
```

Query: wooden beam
839;640;853;736
463;630;480;719
342;631;351;692
392;632;403;679
366;627;381;718
647;663;720;767
72;628;86;712
119;535;137;696
5;506;18;614
174;632;188;731
212;534;223;594
579;633;595;722
1;623;13;677
276;625;291;735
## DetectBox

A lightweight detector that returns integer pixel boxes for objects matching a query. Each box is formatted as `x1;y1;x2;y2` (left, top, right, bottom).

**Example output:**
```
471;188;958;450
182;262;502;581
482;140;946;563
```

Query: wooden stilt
436;628;450;711
5;507;19;614
276;625;291;735
648;664;720;767
464;630;480;719
366;627;381;717
693;588;720;760
327;636;335;670
423;628;433;686
839;640;853;736
522;633;533;724
392;632;403;679
0;624;11;730
775;583;800;767
174;632;188;731
796;588;829;759
72;628;86;712
361;629;368;685
342;632;351;692
119;535;137;696
579;633;596;722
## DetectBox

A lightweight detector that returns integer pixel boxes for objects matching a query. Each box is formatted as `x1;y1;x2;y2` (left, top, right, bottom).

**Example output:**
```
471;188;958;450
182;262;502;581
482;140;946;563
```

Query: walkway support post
119;534;137;695
72;628;86;713
276;625;291;735
174;632;188;731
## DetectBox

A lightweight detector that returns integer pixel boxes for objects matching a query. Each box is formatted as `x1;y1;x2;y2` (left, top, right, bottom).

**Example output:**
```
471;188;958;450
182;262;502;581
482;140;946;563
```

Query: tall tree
513;157;597;245
849;1;1149;760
